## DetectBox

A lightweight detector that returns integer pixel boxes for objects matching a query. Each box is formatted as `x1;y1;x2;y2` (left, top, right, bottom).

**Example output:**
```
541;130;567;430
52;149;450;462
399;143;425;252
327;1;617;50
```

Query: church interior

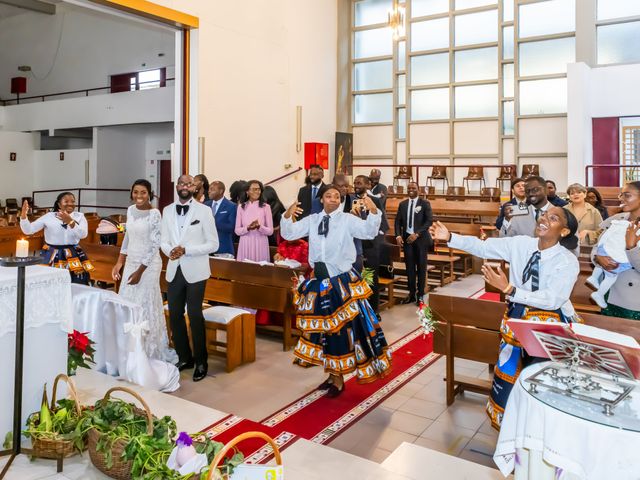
0;1;639;479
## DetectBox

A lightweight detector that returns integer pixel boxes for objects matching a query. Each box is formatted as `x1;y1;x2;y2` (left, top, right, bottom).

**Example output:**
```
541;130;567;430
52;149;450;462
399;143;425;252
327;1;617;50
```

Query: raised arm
281;202;310;240
19;215;46;236
430;221;514;262
68;214;88;242
349;210;381;240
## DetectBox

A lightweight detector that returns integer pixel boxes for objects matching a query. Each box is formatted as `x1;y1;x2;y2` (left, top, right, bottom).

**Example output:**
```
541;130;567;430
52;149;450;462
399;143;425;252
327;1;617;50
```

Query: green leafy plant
78;397;243;479
361;267;375;286
22;385;85;453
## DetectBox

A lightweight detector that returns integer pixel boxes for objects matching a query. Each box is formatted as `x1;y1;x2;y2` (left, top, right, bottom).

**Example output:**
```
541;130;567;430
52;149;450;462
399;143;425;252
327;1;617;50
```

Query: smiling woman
429;207;580;430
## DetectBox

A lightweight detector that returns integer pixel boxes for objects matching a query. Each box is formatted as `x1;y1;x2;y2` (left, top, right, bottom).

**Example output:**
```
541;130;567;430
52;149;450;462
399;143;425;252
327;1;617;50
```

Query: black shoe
326;383;345;398
193;364;208;382
400;296;414;305
176;360;194;372
318;379;333;391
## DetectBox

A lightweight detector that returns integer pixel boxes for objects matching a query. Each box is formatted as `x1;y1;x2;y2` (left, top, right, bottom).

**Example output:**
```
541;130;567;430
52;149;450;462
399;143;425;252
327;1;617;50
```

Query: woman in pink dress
235;180;273;262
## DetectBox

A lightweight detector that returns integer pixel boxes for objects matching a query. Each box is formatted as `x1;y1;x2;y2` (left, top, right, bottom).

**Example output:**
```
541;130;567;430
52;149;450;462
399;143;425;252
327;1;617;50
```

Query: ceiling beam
0;0;56;15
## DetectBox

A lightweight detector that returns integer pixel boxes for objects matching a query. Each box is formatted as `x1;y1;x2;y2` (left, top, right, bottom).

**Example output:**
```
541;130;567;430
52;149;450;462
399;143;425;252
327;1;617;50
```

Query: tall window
110;68;167;93
349;0;578;189
596;0;640;65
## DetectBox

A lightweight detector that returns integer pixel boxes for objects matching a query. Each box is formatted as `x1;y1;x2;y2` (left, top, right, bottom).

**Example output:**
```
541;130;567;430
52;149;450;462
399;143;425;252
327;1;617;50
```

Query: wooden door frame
87;0;198;175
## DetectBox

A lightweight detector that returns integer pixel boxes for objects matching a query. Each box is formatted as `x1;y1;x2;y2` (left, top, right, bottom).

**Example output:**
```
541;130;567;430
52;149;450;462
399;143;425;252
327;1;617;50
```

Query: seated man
205;181;237;256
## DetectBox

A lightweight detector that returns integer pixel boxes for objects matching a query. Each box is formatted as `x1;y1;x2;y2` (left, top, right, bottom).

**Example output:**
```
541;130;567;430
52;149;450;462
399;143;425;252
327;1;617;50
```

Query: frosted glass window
503;101;514;135
519;78;567;115
138;69;161;90
354;60;393;91
455;84;498;118
455;47;498;82
411;0;448;17
503;0;514;22
503;63;514;97
355;0;393;27
398;41;406;70
398;108;407;139
411;53;449;85
411;88;450;120
412;18;449;51
597;0;640;21
519;37;575;76
503;26;514;59
455;10;498;46
354;28;393;59
519;0;575;38
355;93;394;123
598;22;640;65
398;74;407;105
456;0;496;9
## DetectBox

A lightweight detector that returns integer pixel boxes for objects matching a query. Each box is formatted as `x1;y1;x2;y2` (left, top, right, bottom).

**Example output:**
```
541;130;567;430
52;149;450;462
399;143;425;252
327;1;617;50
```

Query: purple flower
176;432;193;447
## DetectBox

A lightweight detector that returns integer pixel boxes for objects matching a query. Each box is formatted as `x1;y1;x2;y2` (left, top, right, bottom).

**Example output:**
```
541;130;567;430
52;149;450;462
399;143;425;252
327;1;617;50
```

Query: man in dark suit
205;181;237;256
546;180;568;207
353;175;389;313
395;182;433;305
296;164;325;219
332;174;352;213
369;168;388;211
495;177;526;230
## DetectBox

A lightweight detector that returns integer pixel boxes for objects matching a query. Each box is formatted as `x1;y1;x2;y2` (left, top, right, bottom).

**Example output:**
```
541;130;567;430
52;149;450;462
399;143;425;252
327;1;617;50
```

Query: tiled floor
170;274;499;469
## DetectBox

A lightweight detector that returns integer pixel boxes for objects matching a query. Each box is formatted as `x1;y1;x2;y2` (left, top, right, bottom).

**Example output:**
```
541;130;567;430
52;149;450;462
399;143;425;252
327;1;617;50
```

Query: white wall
0;131;38;200
1;86;174;132
568;62;640;185
32;149;93;209
0;3;175;99
147;0;338;204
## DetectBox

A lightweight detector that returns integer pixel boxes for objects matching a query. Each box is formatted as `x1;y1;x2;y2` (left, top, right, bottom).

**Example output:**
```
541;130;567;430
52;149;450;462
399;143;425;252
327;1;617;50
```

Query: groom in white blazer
161;174;218;382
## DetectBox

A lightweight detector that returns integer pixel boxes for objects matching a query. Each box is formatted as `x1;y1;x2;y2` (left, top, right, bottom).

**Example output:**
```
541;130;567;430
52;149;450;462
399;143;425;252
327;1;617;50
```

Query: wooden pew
430;294;640;406
79;241;121;289
0;225;44;256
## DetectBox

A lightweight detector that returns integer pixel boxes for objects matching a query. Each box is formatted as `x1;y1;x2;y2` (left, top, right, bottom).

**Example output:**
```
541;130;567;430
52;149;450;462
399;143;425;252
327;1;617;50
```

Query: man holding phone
495;177;527;230
499;176;551;238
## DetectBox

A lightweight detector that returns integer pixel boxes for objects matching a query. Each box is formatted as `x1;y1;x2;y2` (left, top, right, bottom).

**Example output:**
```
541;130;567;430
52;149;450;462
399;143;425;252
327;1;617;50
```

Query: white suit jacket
161;201;219;283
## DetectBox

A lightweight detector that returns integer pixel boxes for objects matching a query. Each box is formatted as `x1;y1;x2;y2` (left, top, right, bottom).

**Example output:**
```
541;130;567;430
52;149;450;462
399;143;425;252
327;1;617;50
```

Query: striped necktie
318;215;330;237
522;250;541;291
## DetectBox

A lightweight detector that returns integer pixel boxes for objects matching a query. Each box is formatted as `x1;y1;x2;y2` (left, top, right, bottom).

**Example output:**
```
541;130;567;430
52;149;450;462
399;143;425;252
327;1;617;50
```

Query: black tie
522;250;541;291
176;204;189;216
408;200;414;230
535;208;541;220
318;214;330;237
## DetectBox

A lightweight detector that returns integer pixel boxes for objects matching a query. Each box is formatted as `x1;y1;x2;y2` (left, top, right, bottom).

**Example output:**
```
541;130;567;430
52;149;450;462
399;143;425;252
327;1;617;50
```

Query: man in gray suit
500;176;551;238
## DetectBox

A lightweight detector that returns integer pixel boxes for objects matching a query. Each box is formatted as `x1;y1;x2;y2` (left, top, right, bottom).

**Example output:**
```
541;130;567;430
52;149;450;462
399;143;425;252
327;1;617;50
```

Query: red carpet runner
202;328;439;464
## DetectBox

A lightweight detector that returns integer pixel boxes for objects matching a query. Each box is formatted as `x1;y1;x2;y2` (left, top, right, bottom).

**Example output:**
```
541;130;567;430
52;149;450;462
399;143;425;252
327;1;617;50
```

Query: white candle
16;239;29;258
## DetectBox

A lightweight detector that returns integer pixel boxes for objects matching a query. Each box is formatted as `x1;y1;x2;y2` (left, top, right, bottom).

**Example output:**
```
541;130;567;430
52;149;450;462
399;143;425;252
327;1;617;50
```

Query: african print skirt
487;302;578;430
292;269;392;383
42;243;94;285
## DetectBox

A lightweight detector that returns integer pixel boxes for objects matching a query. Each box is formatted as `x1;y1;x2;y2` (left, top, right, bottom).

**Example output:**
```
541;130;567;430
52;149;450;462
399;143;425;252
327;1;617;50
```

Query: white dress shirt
281;208;381;277
20;211;88;245
449;233;578;317
176;199;193;230
406;198;416;234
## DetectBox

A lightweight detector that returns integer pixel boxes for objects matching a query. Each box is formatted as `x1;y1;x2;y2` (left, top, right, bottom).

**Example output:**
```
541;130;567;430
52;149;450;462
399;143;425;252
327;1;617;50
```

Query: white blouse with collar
20;211;88;246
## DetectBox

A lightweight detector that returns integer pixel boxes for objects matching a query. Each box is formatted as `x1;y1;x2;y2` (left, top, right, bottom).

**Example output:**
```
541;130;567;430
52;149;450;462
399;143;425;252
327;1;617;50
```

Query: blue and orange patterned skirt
292;268;392;384
41;243;94;285
487;302;578;430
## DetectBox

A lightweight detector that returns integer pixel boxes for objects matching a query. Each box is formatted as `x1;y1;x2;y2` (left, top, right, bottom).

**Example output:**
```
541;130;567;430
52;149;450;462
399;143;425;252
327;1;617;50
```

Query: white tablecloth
0;266;71;440
71;285;179;392
494;362;640;480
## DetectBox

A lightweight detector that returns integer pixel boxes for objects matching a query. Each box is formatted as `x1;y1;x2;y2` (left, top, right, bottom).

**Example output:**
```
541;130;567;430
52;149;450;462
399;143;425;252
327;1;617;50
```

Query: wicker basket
30;373;83;459
206;431;283;480
87;386;154;480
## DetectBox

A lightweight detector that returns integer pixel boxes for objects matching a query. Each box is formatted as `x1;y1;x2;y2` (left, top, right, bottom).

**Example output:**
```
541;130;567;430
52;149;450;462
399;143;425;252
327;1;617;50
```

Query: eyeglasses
539;211;562;224
177;182;193;187
525;186;543;194
618;192;638;200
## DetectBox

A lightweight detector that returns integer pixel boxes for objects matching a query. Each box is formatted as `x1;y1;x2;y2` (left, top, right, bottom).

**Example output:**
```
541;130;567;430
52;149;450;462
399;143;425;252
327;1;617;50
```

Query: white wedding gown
119;205;179;392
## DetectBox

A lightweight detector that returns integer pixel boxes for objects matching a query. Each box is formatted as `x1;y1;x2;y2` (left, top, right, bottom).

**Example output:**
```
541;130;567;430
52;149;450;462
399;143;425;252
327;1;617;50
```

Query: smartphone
508;204;529;217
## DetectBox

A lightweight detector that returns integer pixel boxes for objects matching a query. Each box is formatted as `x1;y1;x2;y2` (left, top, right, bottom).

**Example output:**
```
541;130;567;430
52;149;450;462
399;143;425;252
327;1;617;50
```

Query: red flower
69;330;90;354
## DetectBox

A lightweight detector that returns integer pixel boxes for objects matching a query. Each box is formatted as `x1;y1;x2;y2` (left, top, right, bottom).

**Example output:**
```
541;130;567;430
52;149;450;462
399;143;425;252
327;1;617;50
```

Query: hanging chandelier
388;0;405;41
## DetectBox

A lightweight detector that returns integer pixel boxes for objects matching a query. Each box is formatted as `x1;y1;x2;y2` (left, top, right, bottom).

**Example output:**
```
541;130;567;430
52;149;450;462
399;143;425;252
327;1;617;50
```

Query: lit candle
16;239;29;258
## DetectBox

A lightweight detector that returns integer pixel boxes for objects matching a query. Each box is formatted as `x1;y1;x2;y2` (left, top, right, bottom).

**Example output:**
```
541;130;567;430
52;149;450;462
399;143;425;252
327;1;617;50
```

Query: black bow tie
176;204;189;216
318;214;330;237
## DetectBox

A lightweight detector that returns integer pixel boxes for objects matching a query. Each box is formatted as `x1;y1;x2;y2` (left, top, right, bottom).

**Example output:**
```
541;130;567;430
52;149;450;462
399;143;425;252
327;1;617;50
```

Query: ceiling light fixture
388;0;405;41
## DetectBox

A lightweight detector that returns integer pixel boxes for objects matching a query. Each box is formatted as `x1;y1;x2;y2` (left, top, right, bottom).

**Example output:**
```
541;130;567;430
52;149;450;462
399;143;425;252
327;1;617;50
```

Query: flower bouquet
417;301;437;337
68;330;95;376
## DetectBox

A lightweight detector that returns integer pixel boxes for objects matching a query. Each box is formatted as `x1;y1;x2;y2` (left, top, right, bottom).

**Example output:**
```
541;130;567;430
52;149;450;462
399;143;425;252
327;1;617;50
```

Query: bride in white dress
112;179;179;392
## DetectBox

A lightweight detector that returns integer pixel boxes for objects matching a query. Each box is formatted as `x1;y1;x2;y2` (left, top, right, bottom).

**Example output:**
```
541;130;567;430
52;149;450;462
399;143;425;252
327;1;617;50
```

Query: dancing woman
281;184;391;398
429;206;580;429
20;192;93;284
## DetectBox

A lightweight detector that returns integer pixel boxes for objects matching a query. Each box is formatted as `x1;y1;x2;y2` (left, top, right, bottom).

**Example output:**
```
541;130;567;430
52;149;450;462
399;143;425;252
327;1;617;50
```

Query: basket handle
101;386;154;435
206;431;282;480
50;373;82;416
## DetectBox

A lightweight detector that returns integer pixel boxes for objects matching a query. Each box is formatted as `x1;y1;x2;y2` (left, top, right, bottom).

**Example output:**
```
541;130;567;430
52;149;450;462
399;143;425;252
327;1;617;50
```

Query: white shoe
585;275;601;290
590;291;607;309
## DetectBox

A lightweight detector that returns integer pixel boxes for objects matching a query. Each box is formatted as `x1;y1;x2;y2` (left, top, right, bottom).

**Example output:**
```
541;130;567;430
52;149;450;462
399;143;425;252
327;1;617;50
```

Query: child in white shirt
587;219;635;308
